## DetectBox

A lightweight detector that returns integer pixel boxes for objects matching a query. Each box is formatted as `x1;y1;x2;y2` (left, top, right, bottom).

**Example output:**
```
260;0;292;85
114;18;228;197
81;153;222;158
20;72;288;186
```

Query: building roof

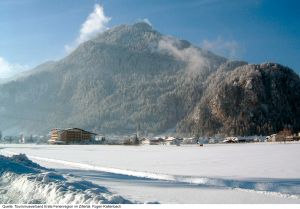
53;128;97;135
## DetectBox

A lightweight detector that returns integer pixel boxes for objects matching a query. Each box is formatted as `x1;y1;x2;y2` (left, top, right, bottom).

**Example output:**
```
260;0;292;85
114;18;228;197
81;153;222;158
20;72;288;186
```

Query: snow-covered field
0;154;132;204
1;142;300;203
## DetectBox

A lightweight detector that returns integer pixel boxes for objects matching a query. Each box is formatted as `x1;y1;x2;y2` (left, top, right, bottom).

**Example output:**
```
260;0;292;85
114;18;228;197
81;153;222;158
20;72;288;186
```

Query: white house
164;136;176;145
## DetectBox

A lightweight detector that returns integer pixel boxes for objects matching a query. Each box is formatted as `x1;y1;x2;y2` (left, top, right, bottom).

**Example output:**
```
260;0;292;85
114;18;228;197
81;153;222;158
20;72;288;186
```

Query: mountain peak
131;21;153;31
93;22;157;41
87;22;161;52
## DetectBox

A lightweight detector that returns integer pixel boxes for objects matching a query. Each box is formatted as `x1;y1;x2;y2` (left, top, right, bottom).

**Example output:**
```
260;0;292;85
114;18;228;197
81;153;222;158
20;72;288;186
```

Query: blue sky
0;0;299;78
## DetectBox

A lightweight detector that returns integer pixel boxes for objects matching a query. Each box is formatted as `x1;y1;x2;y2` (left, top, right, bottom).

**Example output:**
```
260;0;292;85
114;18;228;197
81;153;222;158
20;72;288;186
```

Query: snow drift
0;154;132;204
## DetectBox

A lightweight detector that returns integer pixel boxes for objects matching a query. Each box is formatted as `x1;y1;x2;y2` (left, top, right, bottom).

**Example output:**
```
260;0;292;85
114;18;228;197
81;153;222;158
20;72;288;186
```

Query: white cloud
202;37;241;59
158;37;209;74
65;4;111;53
0;57;29;79
142;18;152;26
78;4;111;43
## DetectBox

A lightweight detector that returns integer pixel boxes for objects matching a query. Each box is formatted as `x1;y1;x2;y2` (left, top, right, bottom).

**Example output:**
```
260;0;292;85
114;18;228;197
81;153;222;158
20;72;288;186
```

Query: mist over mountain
0;22;299;136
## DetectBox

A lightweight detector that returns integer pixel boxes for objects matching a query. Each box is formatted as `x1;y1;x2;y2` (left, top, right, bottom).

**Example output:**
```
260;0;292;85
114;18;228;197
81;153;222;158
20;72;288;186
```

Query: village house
266;128;296;142
222;136;259;143
182;137;198;144
19;134;26;144
164;136;176;145
267;134;286;142
140;137;150;145
223;137;239;143
267;134;300;142
48;128;97;144
236;136;258;143
140;137;164;145
150;137;164;145
285;132;300;141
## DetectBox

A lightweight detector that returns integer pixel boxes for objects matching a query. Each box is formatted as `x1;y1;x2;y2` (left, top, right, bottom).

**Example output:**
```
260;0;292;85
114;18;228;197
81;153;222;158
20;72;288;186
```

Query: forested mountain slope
0;22;299;136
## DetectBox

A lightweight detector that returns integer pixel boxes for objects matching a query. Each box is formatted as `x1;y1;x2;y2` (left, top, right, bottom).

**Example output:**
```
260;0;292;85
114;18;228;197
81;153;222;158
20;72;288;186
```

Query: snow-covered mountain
0;22;299;136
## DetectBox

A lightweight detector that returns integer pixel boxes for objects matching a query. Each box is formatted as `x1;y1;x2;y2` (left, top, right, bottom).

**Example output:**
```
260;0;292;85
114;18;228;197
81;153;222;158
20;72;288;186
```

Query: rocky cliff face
178;62;300;136
0;23;299;136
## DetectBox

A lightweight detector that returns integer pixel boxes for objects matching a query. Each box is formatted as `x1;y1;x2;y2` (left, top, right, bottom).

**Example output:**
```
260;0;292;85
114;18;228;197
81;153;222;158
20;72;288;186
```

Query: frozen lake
1;142;300;203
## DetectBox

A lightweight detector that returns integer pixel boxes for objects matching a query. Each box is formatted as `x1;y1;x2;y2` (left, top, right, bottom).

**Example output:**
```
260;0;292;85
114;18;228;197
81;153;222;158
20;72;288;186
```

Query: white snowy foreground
0;142;300;203
0;154;133;204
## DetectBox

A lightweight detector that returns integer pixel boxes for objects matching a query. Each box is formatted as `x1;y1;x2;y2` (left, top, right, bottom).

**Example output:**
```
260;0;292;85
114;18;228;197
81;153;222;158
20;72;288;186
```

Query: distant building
95;135;106;142
164;136;176;145
223;137;238;143
285;135;299;141
140;137;151;145
267;134;286;142
19;134;25;144
123;134;140;145
182;137;198;144
150;138;164;145
266;128;300;142
48;128;96;144
223;136;259;143
140;137;164;145
236;136;257;143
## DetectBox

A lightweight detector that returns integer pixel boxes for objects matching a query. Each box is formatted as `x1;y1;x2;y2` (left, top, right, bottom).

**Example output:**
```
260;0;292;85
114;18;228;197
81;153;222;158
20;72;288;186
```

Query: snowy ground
1;142;300;203
0;154;132;204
